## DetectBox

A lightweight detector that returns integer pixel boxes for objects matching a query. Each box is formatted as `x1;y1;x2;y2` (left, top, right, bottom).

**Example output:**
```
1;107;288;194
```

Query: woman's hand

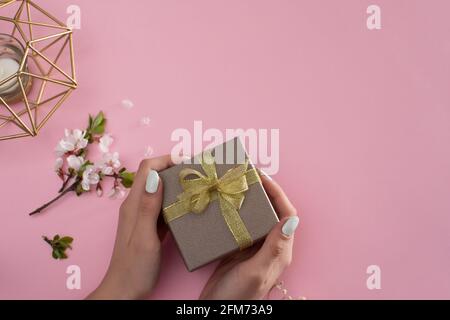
200;173;299;300
88;155;298;300
87;155;173;300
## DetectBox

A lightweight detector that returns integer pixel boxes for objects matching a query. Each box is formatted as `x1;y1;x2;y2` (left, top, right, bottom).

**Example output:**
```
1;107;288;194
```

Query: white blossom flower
55;129;88;156
54;158;64;171
97;152;121;175
67;155;85;171
107;186;126;199
99;134;114;153
81;165;100;191
121;99;134;109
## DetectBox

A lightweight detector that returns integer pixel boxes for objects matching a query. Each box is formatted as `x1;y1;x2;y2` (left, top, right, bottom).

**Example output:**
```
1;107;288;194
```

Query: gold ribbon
163;150;261;250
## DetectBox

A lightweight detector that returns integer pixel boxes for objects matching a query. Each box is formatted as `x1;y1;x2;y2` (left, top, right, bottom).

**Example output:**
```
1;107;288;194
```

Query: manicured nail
281;216;299;237
259;169;273;180
145;170;159;194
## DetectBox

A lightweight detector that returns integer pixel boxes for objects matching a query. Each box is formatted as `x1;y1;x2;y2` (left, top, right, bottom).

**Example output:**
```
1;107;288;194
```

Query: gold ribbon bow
163;150;261;250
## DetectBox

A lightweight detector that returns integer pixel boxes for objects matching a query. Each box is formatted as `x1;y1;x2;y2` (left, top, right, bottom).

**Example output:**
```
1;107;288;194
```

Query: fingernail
281;216;299;237
259;169;273;180
145;170;159;194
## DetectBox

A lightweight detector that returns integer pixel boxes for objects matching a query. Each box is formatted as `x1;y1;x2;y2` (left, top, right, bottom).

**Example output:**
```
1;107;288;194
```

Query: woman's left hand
88;155;173;299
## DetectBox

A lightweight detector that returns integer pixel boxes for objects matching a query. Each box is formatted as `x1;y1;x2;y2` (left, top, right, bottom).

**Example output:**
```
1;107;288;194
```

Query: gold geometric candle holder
0;0;77;141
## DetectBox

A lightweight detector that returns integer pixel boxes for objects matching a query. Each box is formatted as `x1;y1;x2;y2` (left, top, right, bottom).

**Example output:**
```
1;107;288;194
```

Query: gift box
159;138;279;271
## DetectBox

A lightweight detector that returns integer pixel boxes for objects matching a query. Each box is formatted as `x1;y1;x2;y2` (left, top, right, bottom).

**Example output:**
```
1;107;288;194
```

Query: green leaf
92;111;104;128
75;183;84;196
90;111;106;135
91;123;105;135
56;242;68;250
44;234;74;260
60;236;74;244
88;115;93;128
119;171;135;188
53;250;62;259
77;160;93;178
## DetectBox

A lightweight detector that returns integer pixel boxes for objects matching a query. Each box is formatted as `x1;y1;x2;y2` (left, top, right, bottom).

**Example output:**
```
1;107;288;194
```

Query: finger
125;155;174;210
217;242;262;271
133;170;164;244
117;156;173;243
242;215;299;282
259;173;297;219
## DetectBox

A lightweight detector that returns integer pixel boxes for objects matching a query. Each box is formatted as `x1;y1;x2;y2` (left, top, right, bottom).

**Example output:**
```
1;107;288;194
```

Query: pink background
1;0;450;299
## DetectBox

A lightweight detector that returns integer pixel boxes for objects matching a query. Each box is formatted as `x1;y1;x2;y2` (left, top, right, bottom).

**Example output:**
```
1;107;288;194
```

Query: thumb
134;170;164;242
246;216;299;271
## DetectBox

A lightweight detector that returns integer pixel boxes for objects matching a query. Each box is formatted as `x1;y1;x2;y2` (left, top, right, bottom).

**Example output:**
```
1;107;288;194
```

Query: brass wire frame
0;0;77;141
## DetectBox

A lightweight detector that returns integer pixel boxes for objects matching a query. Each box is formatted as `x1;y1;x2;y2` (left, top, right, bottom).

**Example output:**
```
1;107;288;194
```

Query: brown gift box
159;138;279;271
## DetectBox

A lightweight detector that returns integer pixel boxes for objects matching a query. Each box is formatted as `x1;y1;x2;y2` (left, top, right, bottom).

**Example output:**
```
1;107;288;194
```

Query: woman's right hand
200;173;299;300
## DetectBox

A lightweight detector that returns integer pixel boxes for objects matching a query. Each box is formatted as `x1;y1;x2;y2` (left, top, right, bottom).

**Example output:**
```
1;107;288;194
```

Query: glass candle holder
0;33;32;104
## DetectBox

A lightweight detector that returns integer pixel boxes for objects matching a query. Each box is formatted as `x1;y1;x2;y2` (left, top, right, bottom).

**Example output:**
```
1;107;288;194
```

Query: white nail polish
259;169;273;180
282;216;299;237
145;170;159;194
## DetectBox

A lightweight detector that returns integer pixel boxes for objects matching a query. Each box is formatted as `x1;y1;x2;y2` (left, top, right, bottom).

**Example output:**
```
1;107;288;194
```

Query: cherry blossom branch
58;173;74;193
28;111;135;216
29;172;133;216
29;182;78;216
